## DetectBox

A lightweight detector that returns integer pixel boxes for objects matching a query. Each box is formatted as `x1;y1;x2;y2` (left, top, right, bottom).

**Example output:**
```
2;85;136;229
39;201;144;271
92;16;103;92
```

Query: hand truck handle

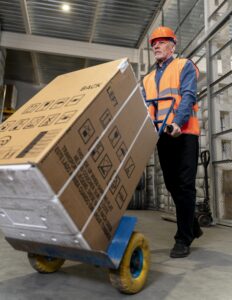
146;96;176;135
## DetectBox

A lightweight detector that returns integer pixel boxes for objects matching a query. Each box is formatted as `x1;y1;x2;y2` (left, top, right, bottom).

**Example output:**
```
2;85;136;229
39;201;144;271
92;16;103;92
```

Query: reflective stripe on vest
143;58;200;136
159;88;179;97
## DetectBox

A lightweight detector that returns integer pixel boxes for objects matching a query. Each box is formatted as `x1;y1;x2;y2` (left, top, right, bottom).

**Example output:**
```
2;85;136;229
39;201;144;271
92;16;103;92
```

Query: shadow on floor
0;261;185;300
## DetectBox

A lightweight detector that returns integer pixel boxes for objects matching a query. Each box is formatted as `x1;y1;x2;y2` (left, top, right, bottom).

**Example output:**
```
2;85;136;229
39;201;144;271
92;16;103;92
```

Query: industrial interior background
0;0;232;300
0;0;232;226
0;1;232;299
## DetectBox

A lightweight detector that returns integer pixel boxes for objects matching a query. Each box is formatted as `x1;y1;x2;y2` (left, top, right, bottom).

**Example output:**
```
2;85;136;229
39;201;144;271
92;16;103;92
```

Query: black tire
198;214;212;227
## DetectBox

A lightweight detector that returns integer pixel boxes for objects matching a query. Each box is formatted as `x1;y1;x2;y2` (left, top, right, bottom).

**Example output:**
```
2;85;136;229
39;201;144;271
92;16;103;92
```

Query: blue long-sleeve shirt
142;56;197;128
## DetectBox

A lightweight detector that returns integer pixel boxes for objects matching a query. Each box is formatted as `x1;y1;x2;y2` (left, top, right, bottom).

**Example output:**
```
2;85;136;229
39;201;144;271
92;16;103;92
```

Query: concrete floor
0;210;232;300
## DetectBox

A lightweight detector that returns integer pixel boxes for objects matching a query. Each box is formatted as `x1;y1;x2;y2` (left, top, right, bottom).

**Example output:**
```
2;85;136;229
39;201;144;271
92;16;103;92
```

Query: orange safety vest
143;58;200;136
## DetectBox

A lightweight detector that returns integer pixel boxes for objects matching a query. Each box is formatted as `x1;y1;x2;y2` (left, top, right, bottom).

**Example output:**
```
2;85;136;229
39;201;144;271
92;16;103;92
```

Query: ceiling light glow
62;3;70;12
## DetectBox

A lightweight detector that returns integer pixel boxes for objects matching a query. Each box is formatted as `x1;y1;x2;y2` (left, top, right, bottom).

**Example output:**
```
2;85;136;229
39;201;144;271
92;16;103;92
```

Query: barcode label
16;130;59;158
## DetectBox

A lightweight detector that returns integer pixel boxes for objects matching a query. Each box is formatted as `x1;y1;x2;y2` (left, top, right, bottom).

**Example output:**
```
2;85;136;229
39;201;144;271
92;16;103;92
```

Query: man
142;26;203;258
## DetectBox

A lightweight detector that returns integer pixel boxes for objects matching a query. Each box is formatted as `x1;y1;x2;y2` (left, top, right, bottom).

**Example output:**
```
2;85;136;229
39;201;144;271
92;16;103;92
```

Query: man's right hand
167;123;181;137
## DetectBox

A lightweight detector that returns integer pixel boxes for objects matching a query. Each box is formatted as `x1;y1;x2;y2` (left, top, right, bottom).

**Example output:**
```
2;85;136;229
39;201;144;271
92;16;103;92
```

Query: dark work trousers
157;133;201;246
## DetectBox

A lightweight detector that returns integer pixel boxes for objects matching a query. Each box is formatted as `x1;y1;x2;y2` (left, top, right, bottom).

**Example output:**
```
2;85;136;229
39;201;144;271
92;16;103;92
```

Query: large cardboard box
0;58;157;251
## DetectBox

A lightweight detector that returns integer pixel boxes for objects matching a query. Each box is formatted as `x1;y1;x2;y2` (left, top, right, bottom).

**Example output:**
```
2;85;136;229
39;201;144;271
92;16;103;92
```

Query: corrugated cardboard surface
0;59;157;251
0;59;124;164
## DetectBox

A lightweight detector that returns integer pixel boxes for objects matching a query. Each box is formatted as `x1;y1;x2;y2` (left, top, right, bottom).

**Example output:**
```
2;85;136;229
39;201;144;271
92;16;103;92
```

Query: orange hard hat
149;26;177;45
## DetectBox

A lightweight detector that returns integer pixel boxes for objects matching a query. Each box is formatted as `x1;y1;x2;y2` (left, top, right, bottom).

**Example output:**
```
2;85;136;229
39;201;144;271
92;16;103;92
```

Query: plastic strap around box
45;83;143;247
56;83;140;199
81;113;150;235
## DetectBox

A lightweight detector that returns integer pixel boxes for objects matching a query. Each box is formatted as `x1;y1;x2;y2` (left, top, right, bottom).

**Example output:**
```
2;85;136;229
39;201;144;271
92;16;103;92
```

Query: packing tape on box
117;58;129;73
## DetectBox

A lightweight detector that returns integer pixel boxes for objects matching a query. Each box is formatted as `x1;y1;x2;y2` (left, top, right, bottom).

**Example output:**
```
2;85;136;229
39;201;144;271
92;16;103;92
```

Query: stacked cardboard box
0;58;157;251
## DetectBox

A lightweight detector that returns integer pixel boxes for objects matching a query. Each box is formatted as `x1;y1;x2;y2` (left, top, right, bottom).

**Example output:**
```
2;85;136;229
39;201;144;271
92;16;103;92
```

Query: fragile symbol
98;154;112;178
108;126;121;148
79;119;95;144
100;109;112;129
124;156;135;178
115;186;127;209
0;136;11;147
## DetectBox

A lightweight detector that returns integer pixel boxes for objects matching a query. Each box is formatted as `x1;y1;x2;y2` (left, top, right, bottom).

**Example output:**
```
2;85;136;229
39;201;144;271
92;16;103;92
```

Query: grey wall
5;80;43;109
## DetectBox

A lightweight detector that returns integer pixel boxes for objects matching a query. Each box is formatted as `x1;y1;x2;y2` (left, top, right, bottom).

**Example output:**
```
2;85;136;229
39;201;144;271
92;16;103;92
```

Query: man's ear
171;44;176;54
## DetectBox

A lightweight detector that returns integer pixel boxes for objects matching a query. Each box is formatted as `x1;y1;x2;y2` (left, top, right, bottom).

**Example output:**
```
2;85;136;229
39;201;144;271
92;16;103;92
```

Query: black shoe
170;242;190;258
194;228;203;238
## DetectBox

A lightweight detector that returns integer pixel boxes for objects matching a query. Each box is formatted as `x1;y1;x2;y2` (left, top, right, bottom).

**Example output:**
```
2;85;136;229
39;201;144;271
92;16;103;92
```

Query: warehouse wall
5;80;42;109
0;48;6;86
142;0;232;226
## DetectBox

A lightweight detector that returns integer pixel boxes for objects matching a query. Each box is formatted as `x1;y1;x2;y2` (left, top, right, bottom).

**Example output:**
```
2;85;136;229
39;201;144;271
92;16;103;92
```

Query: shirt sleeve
141;85;154;108
141;86;147;102
172;60;197;127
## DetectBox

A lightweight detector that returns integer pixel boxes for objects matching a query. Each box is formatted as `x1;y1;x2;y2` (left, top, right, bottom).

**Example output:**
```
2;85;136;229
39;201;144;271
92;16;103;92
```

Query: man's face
151;38;175;62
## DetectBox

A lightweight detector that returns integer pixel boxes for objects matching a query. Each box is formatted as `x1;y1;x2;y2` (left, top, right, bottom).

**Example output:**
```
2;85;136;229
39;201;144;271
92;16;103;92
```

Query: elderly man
142;26;203;258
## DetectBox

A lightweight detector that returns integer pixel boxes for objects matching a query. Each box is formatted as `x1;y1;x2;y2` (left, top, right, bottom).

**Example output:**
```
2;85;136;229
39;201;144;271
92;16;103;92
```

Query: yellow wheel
109;232;150;294
28;253;65;273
